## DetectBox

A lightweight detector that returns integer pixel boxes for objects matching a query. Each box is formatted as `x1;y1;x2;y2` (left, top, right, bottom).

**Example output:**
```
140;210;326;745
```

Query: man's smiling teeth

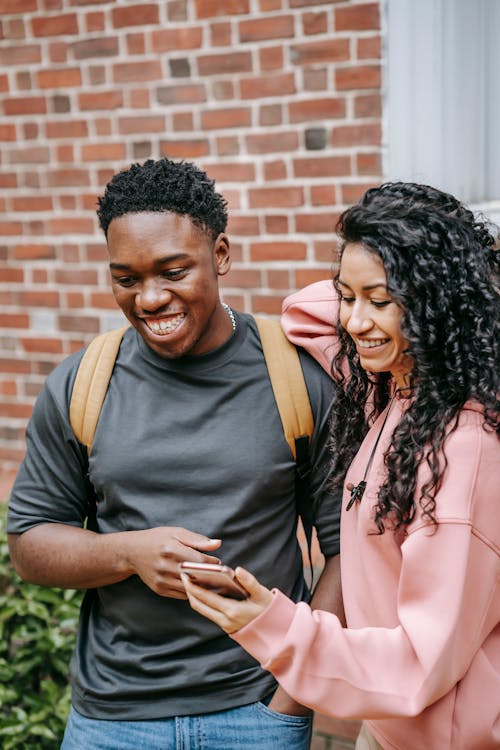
357;338;389;348
145;314;185;335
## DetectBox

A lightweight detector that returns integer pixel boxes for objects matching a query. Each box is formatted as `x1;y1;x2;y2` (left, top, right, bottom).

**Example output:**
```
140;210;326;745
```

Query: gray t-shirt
8;312;340;719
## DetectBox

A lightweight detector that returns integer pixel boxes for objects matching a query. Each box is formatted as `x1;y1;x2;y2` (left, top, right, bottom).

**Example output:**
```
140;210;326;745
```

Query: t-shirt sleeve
7;353;91;534
299;350;340;558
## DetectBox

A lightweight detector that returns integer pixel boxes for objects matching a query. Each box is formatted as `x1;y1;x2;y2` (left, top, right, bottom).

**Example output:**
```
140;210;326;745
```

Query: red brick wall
1;1;382;742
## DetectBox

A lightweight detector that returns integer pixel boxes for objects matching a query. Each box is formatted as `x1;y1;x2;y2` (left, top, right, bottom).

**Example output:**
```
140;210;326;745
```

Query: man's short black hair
97;158;228;241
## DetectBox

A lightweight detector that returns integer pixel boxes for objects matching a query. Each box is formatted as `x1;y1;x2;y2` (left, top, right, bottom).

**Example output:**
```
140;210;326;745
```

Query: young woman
182;182;500;750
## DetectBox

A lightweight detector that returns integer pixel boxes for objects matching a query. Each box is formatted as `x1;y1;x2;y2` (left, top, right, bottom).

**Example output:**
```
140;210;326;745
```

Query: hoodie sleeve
281;280;340;374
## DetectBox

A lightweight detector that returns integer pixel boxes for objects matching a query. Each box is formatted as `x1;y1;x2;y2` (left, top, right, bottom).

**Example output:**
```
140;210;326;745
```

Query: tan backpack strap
69;326;129;451
254;316;314;459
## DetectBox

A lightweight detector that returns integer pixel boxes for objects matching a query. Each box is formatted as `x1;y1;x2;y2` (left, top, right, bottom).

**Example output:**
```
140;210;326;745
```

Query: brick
195;0;250;19
152;26;202;52
289;97;345;122
88;66;106;85
0;222;22;235
160;139;210;159
331;123;381;147
291;38;349;65
249;186;303;208
78;91;123;112
12;196;53;211
129;88;150;108
216;136;239;156
266;269;291;288
356;151;381;176
82;143;126;161
354;93;381;118
18;291;60;307
311;184;337;206
241;72;295;99
357;35;381;60
112;4;159;28
259;104;282;126
49;41;68;63
46;119;89;138
294;156;350;178
250;241;307;261
118;116;165;134
246;131;298;154
58;314;100;333
8;146;50;164
172;112;194;131
38;67;82;89
47;217;95;234
265;215;289;234
239;15;293;42
95;117;112;135
341;182;377;204
20;338;63;354
169;58;190;77
336;3;379;31
46;169;91;187
86;12;105;32
259;0;281;9
65;292;85;308
303;11;328;35
52;94;70;112
198;52;252;76
295;268;332;288
4;97;46;115
0;0;35;10
212;80;234;100
1;402;33;419
335;65;381;91
0;380;17;395
210;21;231;46
55;269;98;285
89;292;117;309
315;239;340;263
259;45;284;71
0;43;41;65
23;122;39;140
32;14;78;37
113;60;163;83
167;1;188;21
203;162;255;183
219;268;262;288
73;36;119;59
0;313;30;327
251;295;283;315
126;32;146;55
201;108;251;130
156;84;206;105
226;215;260;236
264;160;287;181
0;124;16;141
0;267;24;282
296;212;337;233
303;68;328;91
56;144;75;162
12;244;55;260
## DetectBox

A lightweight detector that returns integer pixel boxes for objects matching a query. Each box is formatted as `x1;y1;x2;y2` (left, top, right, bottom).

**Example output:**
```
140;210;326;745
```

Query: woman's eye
339;295;355;304
371;300;392;308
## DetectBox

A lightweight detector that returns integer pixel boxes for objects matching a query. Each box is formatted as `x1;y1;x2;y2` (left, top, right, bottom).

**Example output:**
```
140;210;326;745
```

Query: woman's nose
345;303;372;334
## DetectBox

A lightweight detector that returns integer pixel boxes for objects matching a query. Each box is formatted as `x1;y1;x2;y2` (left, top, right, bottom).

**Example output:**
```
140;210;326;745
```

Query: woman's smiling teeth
144;313;185;335
357;338;389;348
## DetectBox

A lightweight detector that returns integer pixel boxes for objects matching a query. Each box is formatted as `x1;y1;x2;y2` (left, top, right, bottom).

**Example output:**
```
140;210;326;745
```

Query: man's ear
213;233;231;277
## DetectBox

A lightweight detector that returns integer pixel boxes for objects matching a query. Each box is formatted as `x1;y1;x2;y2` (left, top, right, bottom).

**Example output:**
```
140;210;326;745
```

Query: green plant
0;504;82;749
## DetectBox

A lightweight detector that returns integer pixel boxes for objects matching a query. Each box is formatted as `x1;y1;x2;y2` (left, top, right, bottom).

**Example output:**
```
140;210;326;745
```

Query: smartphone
179;562;248;600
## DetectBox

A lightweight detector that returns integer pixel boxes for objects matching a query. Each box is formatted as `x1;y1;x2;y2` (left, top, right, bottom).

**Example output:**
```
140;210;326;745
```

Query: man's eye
371;300;391;308
163;269;186;280
115;276;136;287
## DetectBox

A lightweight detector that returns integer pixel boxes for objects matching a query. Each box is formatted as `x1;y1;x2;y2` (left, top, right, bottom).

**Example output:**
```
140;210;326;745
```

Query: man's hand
127;527;222;599
268;687;313;718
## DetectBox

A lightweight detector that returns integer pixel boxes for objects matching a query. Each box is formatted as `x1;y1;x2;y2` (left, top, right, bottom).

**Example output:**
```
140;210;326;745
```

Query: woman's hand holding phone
180;563;273;634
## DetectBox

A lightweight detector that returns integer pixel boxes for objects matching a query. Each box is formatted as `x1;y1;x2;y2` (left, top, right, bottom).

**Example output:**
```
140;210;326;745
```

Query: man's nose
136;280;172;312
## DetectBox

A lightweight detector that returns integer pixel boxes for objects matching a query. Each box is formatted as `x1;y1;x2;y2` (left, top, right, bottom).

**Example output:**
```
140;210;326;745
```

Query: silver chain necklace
222;302;237;332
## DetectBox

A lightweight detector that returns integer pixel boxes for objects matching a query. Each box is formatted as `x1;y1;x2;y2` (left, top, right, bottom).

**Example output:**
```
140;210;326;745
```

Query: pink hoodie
233;281;500;750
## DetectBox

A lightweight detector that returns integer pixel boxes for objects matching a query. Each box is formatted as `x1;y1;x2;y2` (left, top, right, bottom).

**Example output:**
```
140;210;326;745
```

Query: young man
8;158;341;750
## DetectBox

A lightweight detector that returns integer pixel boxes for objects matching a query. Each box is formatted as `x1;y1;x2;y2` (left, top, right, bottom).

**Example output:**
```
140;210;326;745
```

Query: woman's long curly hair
331;181;499;532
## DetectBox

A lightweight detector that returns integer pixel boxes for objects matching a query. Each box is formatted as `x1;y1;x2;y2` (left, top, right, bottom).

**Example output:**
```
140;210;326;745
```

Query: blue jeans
61;702;313;750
